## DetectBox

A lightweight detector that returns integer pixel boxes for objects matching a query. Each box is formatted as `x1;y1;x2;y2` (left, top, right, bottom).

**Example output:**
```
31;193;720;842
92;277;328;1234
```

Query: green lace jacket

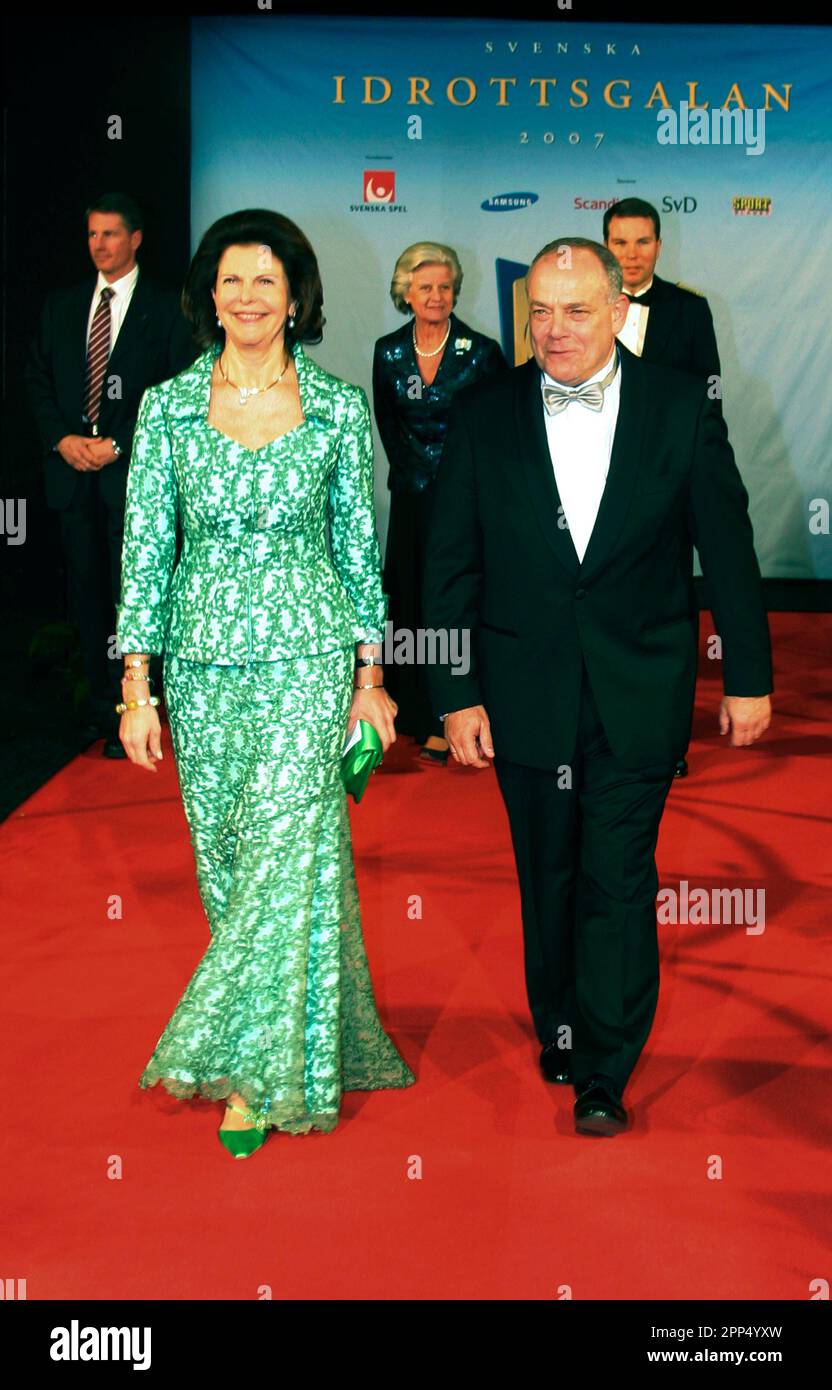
116;344;388;662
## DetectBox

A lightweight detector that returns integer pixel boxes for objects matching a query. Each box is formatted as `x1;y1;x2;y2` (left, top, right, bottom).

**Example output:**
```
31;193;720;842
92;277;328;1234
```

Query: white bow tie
542;355;619;415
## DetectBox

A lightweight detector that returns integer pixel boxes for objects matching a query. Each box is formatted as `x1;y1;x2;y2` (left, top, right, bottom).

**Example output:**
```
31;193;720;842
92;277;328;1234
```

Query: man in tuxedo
604;196;721;779
603;196;720;381
25;192;196;756
423;237;771;1137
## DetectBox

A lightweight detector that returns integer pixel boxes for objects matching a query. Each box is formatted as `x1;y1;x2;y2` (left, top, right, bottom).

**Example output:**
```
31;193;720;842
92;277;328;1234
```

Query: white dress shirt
86;263;139;351
616;276;653;358
540;345;621;563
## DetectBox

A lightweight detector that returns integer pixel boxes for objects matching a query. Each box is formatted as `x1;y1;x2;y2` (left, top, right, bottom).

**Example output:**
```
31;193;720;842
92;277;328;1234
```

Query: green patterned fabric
118;346;415;1134
117;343;387;659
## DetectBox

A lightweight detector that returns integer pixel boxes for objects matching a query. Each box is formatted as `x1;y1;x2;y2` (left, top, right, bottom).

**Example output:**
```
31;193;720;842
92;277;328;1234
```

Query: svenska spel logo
364;170;396;204
349;169;405;214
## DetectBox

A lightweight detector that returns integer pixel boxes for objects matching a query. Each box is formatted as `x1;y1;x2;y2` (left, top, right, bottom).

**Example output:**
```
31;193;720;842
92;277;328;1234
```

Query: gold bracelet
356;683;384;691
115;695;162;713
122;672;154;684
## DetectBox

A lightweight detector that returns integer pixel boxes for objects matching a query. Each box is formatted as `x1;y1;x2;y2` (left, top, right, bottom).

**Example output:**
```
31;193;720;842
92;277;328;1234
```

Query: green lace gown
116;344;415;1135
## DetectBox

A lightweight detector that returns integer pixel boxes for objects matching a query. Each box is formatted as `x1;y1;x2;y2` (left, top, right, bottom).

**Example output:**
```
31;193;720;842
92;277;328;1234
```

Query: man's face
605;215;661;293
527;247;628;386
87;212;142;281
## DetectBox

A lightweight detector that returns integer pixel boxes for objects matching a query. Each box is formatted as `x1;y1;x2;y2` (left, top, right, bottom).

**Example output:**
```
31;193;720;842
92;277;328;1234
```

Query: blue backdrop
192;17;832;578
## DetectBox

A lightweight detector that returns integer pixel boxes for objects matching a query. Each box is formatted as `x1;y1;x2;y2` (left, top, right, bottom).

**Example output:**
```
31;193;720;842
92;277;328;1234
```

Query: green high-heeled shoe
218;1100;271;1159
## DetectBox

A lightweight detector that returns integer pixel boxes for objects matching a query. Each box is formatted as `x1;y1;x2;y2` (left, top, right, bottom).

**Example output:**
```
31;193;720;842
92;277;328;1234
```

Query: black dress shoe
573;1077;628;1137
539;1041;571;1084
102;735;128;759
674;757;689;778
419;744;450;765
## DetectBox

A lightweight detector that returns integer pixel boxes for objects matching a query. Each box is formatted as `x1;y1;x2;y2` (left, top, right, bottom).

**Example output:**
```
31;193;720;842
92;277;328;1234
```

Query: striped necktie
83;286;115;431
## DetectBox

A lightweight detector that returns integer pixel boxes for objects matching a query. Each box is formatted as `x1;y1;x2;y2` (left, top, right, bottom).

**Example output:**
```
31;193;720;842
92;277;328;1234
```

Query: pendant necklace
218;353;290;406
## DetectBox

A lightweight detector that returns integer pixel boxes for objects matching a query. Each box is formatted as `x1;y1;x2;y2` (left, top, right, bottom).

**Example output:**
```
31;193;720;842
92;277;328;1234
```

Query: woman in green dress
116;209;415;1158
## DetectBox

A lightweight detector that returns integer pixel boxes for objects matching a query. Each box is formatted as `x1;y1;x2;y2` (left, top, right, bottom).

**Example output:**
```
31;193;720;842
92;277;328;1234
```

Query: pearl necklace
412;321;451;358
218;353;290;406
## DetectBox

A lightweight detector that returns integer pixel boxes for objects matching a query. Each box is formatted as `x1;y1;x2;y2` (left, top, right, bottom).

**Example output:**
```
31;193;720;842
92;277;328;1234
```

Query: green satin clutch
341;719;383;803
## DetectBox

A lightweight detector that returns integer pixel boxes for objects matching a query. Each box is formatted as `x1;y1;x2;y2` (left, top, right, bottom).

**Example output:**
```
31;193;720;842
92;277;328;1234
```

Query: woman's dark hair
182;209;325;351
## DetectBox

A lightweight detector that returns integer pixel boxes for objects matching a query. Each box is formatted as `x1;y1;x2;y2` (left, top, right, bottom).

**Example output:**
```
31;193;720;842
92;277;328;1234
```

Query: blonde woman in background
372;242;506;764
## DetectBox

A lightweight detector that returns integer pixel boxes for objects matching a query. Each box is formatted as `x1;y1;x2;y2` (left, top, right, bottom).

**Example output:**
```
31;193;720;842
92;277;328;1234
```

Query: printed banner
192;17;832;577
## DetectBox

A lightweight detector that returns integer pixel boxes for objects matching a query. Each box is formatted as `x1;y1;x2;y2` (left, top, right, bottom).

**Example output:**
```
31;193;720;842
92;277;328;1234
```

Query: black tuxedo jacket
422;345;772;773
25;270;197;510
639;273;720;380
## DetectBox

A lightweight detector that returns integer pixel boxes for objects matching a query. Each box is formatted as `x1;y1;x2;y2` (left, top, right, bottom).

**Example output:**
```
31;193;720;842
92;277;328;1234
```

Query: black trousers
382;481;445;742
493;665;675;1097
58;473;124;737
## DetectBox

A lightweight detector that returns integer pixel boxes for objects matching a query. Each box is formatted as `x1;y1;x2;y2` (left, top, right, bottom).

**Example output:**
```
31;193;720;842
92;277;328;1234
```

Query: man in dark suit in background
604;196;721;779
423;237;771;1137
25;193;196;756
604;196;720;381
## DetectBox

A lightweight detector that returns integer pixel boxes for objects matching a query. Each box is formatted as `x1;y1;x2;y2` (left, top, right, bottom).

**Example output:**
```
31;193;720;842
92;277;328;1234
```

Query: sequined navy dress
372;313;507;739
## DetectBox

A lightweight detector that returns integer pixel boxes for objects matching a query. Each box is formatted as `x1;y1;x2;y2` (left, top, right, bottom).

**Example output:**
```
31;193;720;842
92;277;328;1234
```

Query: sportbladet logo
733;195;772;216
481;192;539;211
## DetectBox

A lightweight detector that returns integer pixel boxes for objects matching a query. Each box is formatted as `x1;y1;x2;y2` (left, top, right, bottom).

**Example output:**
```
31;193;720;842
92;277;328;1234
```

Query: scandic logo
364;170;395;204
481;192;539;211
574;196;619;210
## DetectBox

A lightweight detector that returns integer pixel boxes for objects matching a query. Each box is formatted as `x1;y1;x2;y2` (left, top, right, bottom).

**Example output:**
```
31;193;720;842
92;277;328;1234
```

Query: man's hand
719;695;772;747
57;435;97;470
444;705;494;767
85;437;119;469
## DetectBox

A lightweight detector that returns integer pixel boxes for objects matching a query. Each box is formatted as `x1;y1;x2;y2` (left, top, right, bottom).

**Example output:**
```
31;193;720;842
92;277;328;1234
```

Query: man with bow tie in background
604;196;720;383
605;196;722;779
423;237;771;1137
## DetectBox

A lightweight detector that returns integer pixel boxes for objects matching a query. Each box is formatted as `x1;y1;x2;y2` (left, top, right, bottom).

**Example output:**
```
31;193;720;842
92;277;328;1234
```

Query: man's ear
611;293;629;333
131;229;143;256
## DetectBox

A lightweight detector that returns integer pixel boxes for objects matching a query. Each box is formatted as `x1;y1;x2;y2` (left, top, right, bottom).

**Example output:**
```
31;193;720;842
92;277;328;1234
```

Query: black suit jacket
639;273;720;381
25;270;197;510
422;345;772;773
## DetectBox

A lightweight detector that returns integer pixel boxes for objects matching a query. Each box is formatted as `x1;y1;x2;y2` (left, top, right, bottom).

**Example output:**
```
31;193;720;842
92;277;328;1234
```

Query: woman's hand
120;706;164;772
347;687;397;754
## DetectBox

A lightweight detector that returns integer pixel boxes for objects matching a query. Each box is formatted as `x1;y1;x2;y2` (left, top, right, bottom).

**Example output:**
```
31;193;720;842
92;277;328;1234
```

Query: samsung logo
481;192;539;211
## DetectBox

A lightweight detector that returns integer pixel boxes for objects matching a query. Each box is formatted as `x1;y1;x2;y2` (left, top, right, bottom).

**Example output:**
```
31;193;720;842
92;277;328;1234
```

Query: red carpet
2;613;830;1299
